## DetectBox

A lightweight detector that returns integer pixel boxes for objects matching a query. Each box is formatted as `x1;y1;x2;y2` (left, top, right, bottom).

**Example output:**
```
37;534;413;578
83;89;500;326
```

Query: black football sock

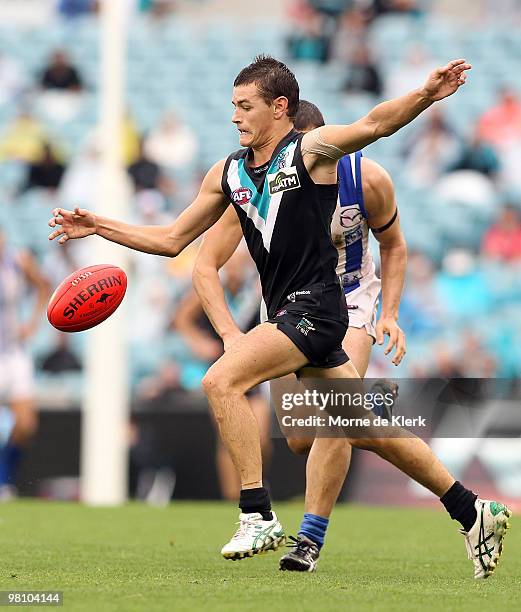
440;481;478;532
239;487;273;521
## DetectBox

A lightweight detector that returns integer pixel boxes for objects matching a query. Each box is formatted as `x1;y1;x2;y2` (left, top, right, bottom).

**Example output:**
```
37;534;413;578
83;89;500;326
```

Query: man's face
232;83;278;149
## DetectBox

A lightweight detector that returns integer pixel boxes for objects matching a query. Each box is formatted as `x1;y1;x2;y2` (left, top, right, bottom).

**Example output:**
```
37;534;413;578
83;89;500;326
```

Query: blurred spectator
128;139;161;192
138;0;176;16
0;112;48;163
477;88;521;150
40;50;83;92
435;248;492;319
331;8;372;64
122;112;141;166
144;112;198;171
138;0;154;10
308;0;351;17
385;45;437;99
373;0;424;16
23;143;66;192
128;138;176;200
436;170;496;209
58;135;101;209
42;238;89;290
133;189;169;224
343;44;383;96
149;0;176;19
459;331;497;378
59;131;133;209
481;206;521;262
0;52;27;106
287;8;331;63
58;0;97;19
40;334;82;374
399;250;443;336
448;129;500;178
37;50;85;123
136;361;182;402
482;0;521;21
402;107;460;187
430;343;465;378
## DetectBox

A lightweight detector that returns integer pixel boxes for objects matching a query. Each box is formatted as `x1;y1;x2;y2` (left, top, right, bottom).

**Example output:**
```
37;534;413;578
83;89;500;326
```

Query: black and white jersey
221;129;342;318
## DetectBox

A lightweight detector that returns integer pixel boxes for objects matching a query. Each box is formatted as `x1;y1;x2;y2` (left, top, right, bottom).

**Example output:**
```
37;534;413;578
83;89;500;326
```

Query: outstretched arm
363;158;407;366
302;59;471;170
192;206;245;349
48;159;228;257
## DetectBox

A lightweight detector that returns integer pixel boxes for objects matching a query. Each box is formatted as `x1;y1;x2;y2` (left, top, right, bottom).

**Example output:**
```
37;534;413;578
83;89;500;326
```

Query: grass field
0;501;518;611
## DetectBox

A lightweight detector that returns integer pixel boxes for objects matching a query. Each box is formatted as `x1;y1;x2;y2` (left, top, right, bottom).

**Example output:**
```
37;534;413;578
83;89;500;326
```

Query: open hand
376;316;406;366
422;59;471;102
48;206;97;244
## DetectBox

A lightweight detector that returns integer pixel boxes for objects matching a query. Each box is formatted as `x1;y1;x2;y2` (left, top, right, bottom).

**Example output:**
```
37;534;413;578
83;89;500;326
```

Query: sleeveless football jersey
331;151;378;294
221;129;342;318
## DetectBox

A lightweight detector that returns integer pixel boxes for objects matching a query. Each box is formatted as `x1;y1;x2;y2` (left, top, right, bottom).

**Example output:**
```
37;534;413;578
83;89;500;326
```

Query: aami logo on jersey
268;167;300;196
232;187;253;206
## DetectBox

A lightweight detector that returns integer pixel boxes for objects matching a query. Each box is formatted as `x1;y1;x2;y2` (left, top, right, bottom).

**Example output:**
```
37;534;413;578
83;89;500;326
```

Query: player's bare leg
215;440;239;501
352;435;454;496
280;360;358;572
343;327;373;378
203;323;307;488
280;329;373;570
344;331;511;579
350;434;511;578
202;323;308;559
282;329;372;456
295;325;389;519
300;360;359;517
215;392;272;502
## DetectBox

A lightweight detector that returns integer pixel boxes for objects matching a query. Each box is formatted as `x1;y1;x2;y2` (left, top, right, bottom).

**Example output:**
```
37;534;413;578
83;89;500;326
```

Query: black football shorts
267;282;349;369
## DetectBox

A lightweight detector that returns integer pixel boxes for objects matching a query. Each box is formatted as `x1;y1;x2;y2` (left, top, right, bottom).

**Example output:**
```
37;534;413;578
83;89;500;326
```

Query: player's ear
273;96;289;120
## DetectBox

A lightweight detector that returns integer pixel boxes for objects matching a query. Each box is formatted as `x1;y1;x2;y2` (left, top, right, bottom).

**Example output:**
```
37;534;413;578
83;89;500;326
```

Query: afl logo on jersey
232;187;253;206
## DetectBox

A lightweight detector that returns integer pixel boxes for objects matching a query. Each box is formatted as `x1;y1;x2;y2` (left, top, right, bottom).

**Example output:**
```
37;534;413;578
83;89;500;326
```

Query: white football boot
461;499;512;579
221;512;285;560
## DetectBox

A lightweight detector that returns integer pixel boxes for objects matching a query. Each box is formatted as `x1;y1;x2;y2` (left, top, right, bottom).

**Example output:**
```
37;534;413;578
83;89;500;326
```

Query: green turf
0;501;518;611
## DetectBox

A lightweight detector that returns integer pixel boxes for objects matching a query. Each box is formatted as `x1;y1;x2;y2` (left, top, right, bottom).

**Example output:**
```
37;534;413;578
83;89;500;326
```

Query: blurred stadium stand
0;0;520;401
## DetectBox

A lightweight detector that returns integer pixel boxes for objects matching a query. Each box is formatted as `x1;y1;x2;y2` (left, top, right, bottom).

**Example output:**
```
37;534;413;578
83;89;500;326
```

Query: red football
47;264;127;332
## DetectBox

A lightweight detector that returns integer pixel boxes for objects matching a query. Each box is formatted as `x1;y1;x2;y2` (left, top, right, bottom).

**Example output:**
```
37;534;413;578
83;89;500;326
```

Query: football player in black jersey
47;57;508;581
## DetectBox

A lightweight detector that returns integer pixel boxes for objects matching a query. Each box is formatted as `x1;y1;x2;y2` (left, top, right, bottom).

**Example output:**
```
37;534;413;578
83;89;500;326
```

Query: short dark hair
294;100;325;131
234;54;300;119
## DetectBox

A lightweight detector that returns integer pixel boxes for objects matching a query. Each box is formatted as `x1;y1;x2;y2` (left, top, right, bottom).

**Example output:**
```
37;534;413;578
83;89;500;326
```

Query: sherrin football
47;264;127;332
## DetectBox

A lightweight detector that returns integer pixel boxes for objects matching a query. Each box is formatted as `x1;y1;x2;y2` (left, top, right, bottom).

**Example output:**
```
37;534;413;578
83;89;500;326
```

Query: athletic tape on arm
301;128;347;161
